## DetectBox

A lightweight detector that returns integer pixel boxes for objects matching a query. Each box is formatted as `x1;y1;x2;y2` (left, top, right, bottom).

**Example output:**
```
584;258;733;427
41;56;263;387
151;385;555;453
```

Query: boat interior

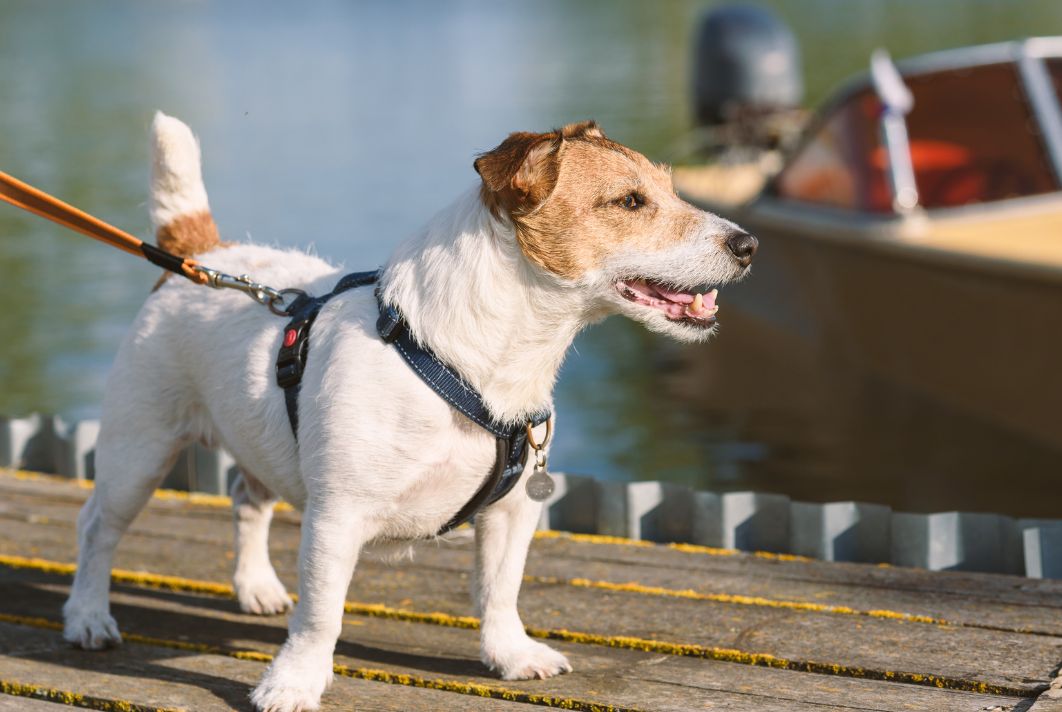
674;38;1062;272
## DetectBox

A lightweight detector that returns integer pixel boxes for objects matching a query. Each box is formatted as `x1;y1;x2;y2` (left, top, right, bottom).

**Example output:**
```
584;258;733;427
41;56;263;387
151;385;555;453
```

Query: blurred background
1;0;1059;517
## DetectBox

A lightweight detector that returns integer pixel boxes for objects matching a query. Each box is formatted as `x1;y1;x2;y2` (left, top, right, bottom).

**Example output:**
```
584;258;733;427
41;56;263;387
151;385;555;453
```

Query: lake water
2;0;1060;516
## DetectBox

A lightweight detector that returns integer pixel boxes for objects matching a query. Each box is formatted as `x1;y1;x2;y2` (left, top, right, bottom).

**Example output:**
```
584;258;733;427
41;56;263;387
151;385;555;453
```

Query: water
2;0;1060;516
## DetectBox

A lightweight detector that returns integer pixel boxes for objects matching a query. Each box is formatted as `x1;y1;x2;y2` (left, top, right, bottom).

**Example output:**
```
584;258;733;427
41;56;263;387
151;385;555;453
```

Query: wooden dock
0;469;1059;711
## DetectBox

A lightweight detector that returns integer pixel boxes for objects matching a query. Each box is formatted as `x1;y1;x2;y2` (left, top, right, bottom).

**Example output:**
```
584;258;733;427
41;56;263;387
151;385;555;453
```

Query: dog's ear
559;120;605;140
474;132;562;218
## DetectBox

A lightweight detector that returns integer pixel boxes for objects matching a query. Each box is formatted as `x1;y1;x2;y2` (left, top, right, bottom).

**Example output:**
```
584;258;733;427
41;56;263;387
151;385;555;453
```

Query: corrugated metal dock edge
3;413;1060;579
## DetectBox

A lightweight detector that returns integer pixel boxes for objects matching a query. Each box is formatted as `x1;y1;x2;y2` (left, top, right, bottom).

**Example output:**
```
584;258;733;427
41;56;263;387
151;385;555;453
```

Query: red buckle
283;328;298;348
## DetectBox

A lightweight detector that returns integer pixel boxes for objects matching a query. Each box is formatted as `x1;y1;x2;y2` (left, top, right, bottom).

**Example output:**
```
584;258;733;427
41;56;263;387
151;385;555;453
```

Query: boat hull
710;198;1062;455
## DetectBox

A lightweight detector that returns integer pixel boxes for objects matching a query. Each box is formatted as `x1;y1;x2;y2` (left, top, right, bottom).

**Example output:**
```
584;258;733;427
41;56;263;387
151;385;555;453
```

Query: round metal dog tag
526;466;555;502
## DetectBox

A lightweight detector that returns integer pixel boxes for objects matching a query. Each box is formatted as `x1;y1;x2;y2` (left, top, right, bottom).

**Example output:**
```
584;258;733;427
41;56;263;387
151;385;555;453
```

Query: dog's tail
149;111;220;259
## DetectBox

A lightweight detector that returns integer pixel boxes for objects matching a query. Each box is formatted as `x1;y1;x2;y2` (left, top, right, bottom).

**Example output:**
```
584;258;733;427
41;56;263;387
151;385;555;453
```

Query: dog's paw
250;683;321;712
482;638;572;680
62;606;122;650
250;655;332;712
235;570;294;615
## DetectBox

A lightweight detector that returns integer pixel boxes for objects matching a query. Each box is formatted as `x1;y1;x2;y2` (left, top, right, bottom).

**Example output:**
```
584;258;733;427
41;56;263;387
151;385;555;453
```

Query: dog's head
475;121;756;342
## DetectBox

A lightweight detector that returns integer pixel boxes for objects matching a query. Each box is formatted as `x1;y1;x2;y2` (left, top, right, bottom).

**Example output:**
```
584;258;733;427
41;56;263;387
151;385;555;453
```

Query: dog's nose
725;231;758;267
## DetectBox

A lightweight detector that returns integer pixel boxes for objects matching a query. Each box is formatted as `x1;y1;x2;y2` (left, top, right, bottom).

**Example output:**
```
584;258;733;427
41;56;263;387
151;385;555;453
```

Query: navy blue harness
274;270;550;534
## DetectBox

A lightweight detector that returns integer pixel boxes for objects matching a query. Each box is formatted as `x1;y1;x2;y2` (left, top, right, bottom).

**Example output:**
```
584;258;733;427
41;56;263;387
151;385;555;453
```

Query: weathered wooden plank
520;546;1062;634
1;577;1025;712
1031;694;1062;712
0;621;534;712
1029;667;1062;712
1;477;1059;697
527;534;1062;607
8;466;1062;620
0;695;75;710
5;475;1062;637
4;519;1057;697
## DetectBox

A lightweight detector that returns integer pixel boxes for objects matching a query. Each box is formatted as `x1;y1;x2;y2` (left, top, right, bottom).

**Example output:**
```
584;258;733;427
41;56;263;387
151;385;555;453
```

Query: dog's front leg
475;492;572;680
251;499;366;712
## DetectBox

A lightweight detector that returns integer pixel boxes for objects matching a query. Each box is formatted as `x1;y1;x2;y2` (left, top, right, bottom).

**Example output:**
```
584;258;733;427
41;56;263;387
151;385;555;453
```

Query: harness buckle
376;304;404;343
275;361;302;389
275;319;310;389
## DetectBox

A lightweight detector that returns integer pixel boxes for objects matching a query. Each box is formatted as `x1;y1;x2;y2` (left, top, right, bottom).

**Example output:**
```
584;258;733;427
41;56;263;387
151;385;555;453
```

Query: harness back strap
275;271;380;435
274;270;549;534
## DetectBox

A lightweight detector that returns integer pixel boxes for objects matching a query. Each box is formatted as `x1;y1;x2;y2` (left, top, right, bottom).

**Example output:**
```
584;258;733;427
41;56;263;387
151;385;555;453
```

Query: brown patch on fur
474;134;560;219
151;210;225;290
475;121;704;279
156;210;220;257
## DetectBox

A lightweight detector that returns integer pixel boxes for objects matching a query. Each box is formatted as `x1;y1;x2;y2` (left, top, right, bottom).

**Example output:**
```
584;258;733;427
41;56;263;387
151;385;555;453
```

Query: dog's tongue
623;279;719;319
649;284;717;312
652;284;717;314
652;284;694;304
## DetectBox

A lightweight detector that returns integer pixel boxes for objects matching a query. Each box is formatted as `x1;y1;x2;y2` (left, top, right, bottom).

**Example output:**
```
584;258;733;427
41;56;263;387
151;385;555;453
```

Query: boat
673;16;1062;460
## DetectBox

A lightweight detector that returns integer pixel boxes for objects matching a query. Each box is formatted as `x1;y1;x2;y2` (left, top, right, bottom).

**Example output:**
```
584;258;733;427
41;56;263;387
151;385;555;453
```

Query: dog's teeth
692;293;703;312
709;288;718;300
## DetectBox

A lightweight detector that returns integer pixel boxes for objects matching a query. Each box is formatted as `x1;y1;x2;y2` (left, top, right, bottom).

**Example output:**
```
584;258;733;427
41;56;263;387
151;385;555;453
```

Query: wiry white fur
63;115;749;712
380;189;584;424
150;111;211;230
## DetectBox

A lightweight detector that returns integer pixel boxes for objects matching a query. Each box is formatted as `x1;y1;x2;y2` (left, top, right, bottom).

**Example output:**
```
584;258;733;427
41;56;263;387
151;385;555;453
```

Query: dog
61;112;757;711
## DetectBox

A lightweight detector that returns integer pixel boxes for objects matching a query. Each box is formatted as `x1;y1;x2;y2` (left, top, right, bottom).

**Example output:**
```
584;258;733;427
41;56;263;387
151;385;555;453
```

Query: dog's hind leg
231;471;293;615
63;421;183;650
474;489;572;680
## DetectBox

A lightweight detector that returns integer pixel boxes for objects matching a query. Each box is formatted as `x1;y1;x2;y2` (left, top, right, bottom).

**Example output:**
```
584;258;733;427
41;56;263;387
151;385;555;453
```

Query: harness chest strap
274;270;550;535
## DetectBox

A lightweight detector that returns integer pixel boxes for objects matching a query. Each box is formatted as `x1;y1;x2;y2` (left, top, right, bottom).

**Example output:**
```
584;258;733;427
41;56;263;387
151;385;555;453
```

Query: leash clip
191;264;304;315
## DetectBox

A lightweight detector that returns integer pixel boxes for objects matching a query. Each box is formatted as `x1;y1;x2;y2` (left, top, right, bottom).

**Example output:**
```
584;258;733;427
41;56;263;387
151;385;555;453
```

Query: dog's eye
619;193;643;210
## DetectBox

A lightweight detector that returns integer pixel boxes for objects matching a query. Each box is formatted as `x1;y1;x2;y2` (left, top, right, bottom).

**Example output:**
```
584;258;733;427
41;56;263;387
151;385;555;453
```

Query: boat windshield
1046;57;1062;116
774;62;1059;213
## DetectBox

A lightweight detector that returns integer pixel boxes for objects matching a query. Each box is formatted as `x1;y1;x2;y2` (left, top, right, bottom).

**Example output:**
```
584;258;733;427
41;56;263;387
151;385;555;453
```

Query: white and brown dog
62;113;756;711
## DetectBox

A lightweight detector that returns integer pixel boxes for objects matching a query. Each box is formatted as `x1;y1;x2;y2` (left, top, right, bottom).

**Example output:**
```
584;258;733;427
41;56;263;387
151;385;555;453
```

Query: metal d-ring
524;416;555;502
526;417;553;452
268;288;308;316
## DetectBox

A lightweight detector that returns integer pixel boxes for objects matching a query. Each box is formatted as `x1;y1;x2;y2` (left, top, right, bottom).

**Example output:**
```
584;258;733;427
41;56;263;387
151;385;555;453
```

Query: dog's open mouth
616;279;719;327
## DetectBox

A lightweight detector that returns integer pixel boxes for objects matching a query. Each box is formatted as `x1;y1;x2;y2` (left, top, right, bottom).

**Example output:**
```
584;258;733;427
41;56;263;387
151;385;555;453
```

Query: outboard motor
692;4;803;127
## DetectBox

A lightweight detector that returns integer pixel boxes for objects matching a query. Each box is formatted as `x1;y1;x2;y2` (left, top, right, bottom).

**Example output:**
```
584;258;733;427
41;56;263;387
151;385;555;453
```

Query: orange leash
0;168;304;313
0;169;207;284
